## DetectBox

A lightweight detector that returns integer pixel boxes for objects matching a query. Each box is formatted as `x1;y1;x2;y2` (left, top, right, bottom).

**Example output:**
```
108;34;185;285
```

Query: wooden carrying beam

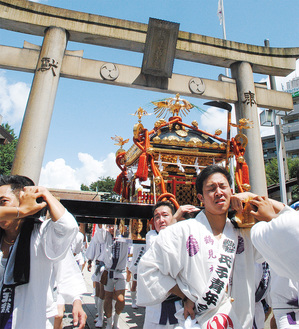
59;200;154;221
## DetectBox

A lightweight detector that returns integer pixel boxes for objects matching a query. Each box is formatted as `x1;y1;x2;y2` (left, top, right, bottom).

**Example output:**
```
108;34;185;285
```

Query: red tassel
92;224;97;237
135;153;148;182
113;173;123;194
242;162;250;185
122;180;129;200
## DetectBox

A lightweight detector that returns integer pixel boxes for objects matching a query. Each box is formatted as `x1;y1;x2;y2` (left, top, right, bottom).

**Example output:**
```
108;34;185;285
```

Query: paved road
62;266;145;329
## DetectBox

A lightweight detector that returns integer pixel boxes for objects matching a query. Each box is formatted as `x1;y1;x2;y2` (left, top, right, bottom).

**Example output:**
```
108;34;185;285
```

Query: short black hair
152;200;176;216
195;165;232;195
0;175;35;198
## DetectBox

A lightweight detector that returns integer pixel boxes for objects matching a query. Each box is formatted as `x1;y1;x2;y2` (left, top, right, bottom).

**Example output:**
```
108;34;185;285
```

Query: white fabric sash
194;215;238;316
184;214;242;329
197;295;242;329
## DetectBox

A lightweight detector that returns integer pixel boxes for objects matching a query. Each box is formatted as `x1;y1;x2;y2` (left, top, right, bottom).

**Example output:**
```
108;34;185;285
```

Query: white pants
274;309;299;328
143;320;179;329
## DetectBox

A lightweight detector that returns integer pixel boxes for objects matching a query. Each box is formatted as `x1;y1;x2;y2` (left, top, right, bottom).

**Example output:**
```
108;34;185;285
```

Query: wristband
72;296;82;304
15;207;20;218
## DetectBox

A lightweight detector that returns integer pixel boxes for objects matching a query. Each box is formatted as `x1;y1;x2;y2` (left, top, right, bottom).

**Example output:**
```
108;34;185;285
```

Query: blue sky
0;0;299;189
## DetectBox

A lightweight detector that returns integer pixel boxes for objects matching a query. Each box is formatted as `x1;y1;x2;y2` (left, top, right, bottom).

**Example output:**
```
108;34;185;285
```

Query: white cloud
0;72;29;129
75;152;120;185
200;103;276;138
199;107;228;137
39;152;120;190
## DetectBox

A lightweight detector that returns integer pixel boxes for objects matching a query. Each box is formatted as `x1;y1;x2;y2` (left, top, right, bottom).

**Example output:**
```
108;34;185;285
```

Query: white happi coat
270;271;299;328
251;205;299;283
145;229;158;250
143;230;182;329
129;243;146;280
96;229;130;279
86;228;107;282
71;231;84;266
137;211;262;329
86;229;106;263
1;210;78;329
46;249;87;319
254;262;271;329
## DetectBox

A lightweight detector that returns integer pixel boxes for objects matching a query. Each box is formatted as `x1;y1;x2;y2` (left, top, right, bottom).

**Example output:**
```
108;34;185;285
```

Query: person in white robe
97;224;131;329
269;272;299;329
0;175;78;329
241;193;299;328
128;243;146;309
46;249;87;329
137;165;262;329
71;231;85;271
250;197;299;285
86;224;106;327
143;201;199;329
253;262;271;329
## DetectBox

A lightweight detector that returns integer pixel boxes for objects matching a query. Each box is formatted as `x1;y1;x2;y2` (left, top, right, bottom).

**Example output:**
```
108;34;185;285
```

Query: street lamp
260;109;274;127
204;101;235;192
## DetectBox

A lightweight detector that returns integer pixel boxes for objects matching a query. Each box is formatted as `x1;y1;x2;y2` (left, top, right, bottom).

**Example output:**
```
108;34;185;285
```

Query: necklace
3;238;15;245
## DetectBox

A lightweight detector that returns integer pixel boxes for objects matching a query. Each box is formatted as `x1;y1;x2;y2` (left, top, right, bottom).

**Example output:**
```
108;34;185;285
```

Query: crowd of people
0;164;298;329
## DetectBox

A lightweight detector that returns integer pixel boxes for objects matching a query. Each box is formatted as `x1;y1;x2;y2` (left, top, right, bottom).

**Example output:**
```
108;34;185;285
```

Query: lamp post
204;101;235;192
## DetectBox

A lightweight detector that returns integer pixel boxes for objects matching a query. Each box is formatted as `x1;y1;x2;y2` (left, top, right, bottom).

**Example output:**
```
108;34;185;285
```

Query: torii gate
0;0;298;196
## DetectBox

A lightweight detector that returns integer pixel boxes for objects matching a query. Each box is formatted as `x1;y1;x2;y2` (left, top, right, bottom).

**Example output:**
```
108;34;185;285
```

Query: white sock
113;313;119;329
94;296;99;311
131;291;137;308
112;299;116;318
97;298;104;320
106;316;113;329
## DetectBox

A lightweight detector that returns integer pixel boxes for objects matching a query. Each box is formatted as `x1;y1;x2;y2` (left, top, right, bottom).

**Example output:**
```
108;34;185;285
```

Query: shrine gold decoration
133;123;144;140
234;134;248;148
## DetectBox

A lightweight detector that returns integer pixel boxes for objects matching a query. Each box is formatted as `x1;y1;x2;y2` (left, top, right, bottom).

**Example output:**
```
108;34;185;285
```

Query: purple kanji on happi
186;235;199;256
236;236;244;254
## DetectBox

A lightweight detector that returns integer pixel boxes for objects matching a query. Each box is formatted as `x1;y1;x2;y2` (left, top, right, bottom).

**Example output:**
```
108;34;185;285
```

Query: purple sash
0;285;15;329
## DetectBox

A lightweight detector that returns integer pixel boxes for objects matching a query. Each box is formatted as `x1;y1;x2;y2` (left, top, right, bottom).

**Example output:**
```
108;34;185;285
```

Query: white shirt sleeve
41;209;78;261
251;206;299;282
55;249;87;304
137;227;182;306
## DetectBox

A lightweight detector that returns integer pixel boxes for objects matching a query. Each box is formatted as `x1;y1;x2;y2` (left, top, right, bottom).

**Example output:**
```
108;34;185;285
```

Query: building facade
262;77;299;161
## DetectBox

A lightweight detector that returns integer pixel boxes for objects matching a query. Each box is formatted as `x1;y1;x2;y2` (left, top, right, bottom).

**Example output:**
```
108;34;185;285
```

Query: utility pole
264;39;290;203
218;0;234;189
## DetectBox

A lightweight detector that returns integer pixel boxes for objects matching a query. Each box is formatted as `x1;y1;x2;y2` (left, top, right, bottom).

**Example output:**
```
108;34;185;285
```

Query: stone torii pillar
11;27;68;184
231;62;267;196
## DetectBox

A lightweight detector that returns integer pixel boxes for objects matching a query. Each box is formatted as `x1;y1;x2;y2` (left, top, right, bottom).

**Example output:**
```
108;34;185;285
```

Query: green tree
288;157;299;178
288;158;299;200
81;176;119;201
80;183;89;191
265;158;279;186
265;157;299;200
0;123;18;175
